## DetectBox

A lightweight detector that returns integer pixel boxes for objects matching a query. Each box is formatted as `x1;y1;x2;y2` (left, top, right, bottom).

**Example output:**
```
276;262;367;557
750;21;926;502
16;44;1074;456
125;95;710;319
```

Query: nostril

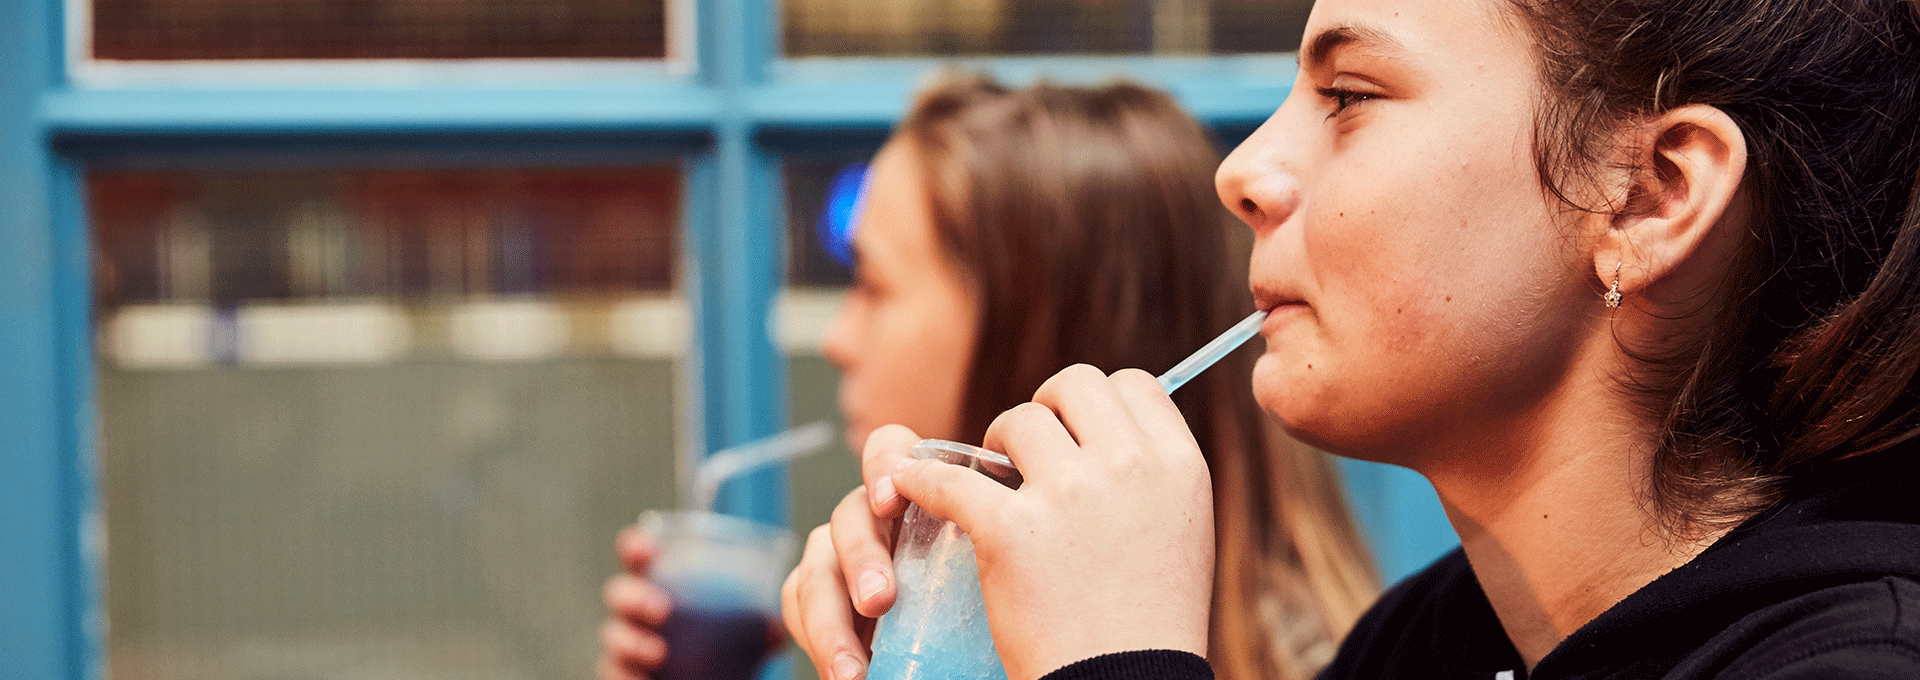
1240;198;1264;222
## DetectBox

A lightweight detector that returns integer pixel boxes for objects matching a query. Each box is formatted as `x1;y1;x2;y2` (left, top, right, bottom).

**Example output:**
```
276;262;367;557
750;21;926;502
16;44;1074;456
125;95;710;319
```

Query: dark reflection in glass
92;0;667;60
784;0;1312;56
92;168;679;308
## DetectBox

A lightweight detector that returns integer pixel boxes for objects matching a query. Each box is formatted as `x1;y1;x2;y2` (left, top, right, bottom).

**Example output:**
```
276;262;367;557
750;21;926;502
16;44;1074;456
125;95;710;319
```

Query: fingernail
833;652;866;680
855;568;888;604
871;475;897;507
892;458;914;474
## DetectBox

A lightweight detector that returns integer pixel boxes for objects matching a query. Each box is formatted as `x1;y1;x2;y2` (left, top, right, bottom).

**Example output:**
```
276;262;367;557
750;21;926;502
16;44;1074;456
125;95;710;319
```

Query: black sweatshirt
1038;446;1920;680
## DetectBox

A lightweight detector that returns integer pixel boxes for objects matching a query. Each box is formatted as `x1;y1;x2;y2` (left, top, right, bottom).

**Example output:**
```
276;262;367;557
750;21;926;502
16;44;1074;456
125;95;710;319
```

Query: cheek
1306;201;1453;357
898;299;976;440
837;297;975;442
1313;138;1557;356
1260;150;1579;453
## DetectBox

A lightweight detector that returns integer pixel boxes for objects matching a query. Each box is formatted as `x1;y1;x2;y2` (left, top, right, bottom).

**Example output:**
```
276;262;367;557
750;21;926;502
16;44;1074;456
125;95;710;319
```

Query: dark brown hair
895;71;1378;680
1512;0;1920;528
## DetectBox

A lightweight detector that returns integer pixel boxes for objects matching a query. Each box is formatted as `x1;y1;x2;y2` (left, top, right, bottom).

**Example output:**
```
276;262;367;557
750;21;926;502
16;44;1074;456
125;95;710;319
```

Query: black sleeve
1037;650;1214;680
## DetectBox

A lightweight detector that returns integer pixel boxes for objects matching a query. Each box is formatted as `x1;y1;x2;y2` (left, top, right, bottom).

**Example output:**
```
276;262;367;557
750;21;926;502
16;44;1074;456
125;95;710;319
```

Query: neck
1415;376;1725;670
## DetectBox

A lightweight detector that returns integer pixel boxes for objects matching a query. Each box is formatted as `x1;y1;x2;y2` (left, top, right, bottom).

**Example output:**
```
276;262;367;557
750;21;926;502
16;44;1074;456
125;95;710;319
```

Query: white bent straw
691;420;836;512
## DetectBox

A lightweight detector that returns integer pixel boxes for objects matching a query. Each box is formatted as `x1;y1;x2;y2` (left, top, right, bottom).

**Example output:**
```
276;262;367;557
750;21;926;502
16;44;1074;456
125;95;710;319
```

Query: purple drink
658;606;775;680
641;511;795;680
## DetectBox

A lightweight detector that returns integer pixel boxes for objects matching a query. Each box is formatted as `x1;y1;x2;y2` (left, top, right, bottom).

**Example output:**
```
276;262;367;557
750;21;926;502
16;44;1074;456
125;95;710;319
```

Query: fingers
831;487;899;618
603;572;674;628
982;401;1081;479
1031;364;1144;455
600;527;669;680
599;616;666;677
614;524;657;575
1107;368;1203;454
861;424;922;518
890;454;1020;547
783;522;875;680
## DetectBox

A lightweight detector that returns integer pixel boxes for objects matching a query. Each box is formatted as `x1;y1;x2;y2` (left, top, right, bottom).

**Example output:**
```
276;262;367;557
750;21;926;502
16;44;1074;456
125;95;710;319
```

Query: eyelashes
1315;86;1377;118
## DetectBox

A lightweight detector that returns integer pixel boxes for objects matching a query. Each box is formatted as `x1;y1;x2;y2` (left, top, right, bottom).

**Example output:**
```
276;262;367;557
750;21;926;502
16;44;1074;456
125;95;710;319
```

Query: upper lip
1252;285;1304;312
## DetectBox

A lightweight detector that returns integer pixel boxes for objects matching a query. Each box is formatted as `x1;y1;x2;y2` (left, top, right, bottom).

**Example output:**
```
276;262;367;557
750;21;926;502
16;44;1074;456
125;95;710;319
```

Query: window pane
91;0;667;60
92;166;686;680
784;0;1313;56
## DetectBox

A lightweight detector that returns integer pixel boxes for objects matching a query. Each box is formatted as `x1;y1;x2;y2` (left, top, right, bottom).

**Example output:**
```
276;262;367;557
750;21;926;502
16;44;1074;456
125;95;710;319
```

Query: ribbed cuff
1038;650;1214;680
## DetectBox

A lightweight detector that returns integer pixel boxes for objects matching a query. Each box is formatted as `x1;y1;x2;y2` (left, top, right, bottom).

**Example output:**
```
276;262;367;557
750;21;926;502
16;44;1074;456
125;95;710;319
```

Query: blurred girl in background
600;71;1379;680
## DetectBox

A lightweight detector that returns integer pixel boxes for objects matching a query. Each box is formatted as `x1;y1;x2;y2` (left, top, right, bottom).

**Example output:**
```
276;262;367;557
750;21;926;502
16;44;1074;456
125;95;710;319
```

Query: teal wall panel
1;0;90;677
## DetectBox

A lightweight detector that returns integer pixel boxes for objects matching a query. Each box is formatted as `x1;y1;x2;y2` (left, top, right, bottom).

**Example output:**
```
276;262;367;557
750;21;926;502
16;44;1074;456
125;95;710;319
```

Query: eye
1315;86;1376;118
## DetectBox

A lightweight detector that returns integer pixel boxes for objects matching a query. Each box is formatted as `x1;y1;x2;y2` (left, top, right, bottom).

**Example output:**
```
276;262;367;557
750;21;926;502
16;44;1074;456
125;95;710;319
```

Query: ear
1593;104;1748;306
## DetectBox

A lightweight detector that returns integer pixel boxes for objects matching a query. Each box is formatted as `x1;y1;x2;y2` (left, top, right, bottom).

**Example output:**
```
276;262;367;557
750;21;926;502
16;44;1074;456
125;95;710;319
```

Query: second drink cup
866;439;1023;680
641;509;796;680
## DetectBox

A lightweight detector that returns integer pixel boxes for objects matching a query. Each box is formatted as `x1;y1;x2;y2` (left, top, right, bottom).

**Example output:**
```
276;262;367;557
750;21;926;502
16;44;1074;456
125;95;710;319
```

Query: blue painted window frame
1;1;1454;676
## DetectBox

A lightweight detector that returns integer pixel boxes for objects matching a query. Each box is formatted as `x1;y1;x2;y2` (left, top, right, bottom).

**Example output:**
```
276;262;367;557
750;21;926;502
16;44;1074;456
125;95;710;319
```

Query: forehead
850;142;936;268
1300;0;1528;70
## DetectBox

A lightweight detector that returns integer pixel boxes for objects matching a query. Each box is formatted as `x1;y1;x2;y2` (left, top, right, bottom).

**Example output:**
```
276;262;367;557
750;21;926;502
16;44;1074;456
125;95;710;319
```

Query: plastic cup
867;439;1023;680
639;510;798;680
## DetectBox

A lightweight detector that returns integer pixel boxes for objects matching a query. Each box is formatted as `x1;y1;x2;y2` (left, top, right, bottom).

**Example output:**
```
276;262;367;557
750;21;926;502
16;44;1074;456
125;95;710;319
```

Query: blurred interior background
1;1;1457;679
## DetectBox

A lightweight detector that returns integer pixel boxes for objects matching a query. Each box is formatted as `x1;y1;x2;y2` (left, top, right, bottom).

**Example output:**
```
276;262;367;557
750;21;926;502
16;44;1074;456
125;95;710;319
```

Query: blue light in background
819;162;870;266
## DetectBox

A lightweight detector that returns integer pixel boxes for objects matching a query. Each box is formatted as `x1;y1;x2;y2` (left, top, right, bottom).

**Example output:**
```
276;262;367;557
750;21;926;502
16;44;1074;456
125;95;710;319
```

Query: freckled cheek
1305;211;1445;356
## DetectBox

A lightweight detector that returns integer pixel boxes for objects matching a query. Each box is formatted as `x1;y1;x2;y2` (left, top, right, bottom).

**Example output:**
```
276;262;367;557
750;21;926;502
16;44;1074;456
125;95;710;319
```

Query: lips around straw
1156;310;1271;394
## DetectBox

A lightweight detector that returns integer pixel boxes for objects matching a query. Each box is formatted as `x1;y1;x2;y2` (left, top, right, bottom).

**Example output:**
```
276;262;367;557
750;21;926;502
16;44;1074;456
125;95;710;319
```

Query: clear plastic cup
867;439;1023;680
640;510;798;680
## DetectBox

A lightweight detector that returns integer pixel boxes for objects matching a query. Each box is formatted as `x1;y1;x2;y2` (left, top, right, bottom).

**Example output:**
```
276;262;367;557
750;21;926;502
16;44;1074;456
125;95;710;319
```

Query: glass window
90;0;669;60
91;166;686;680
784;0;1313;56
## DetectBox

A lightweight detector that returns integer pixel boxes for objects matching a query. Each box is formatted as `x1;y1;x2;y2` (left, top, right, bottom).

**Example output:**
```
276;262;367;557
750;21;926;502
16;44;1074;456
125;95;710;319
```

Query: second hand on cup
1156;309;1270;394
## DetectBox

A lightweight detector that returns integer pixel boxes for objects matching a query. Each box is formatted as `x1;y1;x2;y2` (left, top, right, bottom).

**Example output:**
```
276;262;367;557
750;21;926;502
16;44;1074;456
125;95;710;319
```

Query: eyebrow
1301;24;1406;70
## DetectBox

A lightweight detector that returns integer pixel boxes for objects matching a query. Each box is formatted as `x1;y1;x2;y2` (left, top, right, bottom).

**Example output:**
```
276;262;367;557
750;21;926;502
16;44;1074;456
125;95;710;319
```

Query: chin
841;419;873;452
1251;354;1399;465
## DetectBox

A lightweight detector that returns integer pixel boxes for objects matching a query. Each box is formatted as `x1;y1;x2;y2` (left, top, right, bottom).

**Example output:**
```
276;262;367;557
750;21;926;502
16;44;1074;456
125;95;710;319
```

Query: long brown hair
894;70;1378;680
1511;0;1920;529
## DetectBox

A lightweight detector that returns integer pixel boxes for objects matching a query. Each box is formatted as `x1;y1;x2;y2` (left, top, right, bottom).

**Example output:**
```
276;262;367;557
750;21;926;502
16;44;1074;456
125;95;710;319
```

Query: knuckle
1063;362;1103;379
993;402;1049;433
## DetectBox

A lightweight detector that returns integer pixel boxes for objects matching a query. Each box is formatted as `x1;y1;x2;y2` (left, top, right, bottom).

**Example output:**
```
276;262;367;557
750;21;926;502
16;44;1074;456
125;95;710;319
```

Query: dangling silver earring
1604;261;1623;308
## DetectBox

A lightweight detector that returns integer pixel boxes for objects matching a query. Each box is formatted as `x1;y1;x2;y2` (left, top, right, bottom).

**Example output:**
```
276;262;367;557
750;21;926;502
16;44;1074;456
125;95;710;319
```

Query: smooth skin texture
599;140;980;680
788;0;1756;674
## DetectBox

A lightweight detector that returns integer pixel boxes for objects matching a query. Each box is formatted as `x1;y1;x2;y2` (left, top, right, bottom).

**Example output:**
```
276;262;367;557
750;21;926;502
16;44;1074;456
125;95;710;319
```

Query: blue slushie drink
867;440;1021;680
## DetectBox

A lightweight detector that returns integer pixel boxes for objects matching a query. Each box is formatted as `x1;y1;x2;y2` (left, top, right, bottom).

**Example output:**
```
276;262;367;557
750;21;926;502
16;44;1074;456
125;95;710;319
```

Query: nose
820;297;856;373
1216;113;1302;236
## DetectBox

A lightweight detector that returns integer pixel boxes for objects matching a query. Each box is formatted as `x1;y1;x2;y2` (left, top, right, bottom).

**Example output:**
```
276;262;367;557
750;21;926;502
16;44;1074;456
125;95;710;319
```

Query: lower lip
1260;303;1306;335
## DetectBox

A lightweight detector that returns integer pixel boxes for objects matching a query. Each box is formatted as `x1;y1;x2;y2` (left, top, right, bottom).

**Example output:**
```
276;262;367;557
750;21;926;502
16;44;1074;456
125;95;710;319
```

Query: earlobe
1593;105;1748;307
